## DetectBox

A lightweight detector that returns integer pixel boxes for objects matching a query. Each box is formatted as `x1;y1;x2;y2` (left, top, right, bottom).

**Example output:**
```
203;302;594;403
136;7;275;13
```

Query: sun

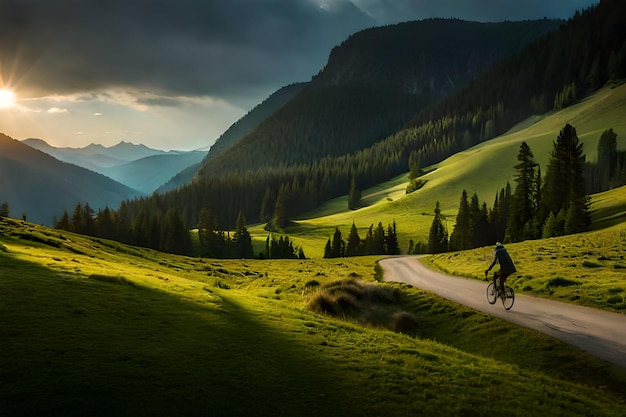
0;89;16;109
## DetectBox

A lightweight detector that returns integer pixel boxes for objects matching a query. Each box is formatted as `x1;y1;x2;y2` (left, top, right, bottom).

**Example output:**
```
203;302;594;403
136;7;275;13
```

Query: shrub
307;292;337;315
391;311;420;334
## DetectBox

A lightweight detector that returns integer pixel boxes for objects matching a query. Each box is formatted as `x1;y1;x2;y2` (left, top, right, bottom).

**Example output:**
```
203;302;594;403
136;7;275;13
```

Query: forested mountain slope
88;1;626;250
205;82;308;161
0;134;140;225
197;18;561;178
157;82;307;193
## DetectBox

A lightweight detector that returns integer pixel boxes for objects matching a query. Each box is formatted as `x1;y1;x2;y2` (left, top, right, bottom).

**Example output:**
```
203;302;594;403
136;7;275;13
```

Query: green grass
257;83;626;257
2;217;626;416
425;223;626;313
4;84;626;416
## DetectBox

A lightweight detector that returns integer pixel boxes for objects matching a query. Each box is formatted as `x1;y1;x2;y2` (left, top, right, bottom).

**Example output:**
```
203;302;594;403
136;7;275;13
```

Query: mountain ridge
1;133;141;225
21;138;207;193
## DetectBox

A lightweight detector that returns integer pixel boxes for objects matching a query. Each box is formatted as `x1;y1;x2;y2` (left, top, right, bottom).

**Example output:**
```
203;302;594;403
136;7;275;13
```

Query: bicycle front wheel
502;287;515;310
486;283;497;304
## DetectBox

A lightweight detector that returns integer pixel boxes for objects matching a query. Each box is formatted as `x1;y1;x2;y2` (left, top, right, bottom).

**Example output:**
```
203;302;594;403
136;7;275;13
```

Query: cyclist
485;242;516;295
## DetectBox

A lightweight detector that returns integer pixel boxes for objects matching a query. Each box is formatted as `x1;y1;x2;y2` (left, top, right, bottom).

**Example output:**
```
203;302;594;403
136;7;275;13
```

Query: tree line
323;221;400;258
108;1;625;239
427;123;620;253
52;202;306;259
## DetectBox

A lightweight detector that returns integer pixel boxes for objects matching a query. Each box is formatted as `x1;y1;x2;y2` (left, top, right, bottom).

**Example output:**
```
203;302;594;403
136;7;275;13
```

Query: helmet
495;242;504;248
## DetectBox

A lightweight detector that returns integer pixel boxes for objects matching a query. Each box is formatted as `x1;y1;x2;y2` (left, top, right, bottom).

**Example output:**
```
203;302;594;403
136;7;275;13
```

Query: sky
0;0;598;151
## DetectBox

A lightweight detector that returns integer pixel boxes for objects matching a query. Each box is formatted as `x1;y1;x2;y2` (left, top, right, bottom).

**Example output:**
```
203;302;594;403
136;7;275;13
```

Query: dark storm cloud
0;0;373;106
0;0;597;107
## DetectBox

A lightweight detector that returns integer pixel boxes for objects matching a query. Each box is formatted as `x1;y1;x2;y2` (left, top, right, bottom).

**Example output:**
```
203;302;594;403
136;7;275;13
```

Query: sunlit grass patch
426;224;626;312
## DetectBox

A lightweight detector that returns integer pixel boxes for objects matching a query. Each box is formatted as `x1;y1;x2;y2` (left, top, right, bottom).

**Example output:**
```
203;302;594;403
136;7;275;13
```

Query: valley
2;2;626;416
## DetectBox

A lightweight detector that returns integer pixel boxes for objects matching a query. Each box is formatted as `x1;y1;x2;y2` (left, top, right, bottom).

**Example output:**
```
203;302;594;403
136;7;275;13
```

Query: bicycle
485;272;515;310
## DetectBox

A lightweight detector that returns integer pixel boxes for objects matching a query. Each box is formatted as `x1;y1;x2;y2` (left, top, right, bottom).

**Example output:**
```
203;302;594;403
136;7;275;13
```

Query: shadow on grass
0;254;353;417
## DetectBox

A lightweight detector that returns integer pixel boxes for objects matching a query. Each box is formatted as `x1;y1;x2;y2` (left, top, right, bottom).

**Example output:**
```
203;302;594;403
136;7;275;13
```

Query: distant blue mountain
2;133;140;226
21;138;207;193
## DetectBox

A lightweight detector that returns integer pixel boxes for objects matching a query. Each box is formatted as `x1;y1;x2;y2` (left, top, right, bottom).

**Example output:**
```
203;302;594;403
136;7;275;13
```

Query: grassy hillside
263;83;626;258
2;217;625;416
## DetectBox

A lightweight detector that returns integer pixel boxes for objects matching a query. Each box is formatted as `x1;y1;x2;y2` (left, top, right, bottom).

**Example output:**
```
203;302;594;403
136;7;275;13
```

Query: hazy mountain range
22;139;207;194
1;134;139;225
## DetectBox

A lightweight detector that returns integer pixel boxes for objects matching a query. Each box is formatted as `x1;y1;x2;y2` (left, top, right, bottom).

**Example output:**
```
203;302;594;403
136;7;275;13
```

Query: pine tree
259;187;275;223
507;141;539;242
346;222;361;256
348;175;361;210
56;210;70;231
160;207;192;255
428;202;448;254
472;201;490;248
330;227;345;258
541;124;590;235
83;202;96;236
373;222;386;254
233;211;254;258
596;128;617;192
95;207;115;240
450;190;471;250
386;221;400;255
271;184;289;229
71;203;83;234
324;238;332;258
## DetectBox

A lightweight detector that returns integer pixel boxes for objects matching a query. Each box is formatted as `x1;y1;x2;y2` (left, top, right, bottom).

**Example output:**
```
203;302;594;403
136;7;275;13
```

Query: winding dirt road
379;256;626;368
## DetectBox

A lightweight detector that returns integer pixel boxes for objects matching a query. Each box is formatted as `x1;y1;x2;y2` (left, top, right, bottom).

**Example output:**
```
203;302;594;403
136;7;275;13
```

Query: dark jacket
489;245;517;273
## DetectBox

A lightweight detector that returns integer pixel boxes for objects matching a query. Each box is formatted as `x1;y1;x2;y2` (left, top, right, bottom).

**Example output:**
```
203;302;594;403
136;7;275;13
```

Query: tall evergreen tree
373;222;386;255
259;187;275;223
233;211;254;258
56;209;70;231
386;221;400;255
160;207;192;255
541;124;590;234
596;128;618;192
71;203;83;234
96;207;115;240
428;201;448;254
348;175;361;210
507;141;539;242
450;190;471;250
330;227;345;258
324;238;332;258
83;202;96;236
271;184;289;229
346;222;361;256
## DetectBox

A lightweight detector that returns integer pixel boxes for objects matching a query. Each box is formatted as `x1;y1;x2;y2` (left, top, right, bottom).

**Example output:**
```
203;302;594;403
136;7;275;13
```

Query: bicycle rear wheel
486;283;497;304
502;287;515;310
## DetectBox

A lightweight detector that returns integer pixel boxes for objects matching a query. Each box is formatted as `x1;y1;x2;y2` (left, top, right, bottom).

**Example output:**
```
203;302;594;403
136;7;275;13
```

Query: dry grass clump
307;278;400;324
391;311;420;335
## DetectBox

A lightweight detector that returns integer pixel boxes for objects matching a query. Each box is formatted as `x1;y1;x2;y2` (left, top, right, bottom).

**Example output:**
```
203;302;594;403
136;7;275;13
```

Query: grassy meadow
4;84;626;416
2;216;626;416
426;222;626;313
252;83;626;258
